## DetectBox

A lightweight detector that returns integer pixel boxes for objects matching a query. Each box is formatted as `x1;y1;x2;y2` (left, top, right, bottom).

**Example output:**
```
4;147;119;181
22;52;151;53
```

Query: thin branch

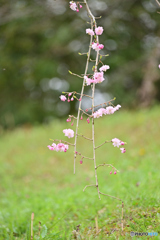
155;0;160;7
80;108;92;117
75;92;93;99
69;71;84;79
99;192;122;201
95;140;111;150
74;17;94;174
69;115;77;120
96;163;118;171
77;134;93;141
50;139;75;146
83;184;96;192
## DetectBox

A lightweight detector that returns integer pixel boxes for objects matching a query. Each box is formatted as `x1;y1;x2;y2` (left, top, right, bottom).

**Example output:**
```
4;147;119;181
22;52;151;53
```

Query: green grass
0;107;160;239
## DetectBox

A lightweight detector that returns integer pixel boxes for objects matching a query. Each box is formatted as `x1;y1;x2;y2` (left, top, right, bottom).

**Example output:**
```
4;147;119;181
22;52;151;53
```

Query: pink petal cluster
93;105;121;118
84;76;94;86
112;138;126;153
158;64;160;69
63;129;74;138
48;143;69;152
120;148;126;153
99;65;110;72
86;28;94;36
93;72;105;83
60;95;67;101
95;26;104;35
69;1;77;11
92;42;104;51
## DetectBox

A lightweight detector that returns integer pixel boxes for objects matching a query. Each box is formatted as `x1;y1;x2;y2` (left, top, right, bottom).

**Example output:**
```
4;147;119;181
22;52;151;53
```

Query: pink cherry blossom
68;99;70;102
106;106;115;114
87;118;90;123
110;171;112;174
71;97;74;101
60;95;67;101
112;138;121;147
68;92;72;97
76;8;79;12
70;1;77;11
86;28;95;36
114;171;117;174
95;26;104;35
114;104;121;111
79;4;82;8
63;129;74;138
159;64;160;69
79;98;81;101
84;76;94;86
120;148;126;153
80;160;83;164
121;142;125;145
99;65;110;72
47;145;54;150
98;44;104;50
93;72;105;83
92;43;104;51
56;143;69;152
48;143;68;153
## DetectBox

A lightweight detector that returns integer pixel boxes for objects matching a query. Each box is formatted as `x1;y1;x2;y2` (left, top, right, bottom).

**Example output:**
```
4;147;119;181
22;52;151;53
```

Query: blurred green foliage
0;0;160;128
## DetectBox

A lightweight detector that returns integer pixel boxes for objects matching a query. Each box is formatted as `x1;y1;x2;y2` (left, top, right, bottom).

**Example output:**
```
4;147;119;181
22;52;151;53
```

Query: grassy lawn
0;107;160;239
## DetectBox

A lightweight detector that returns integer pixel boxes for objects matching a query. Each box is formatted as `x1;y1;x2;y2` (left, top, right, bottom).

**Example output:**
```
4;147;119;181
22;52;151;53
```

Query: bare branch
77;134;93;141
155;0;160;7
96;163;118;172
95;140;111;150
83;184;96;192
50;139;75;146
99;192;122;201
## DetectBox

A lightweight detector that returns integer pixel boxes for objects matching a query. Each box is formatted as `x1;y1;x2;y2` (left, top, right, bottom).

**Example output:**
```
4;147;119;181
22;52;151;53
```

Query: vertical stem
73;7;94;174
84;0;101;199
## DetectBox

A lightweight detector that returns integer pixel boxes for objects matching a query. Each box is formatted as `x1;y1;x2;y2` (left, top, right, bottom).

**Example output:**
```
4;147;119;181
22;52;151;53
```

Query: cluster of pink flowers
60;93;81;102
69;1;82;12
48;143;69;152
84;72;105;86
92;42;104;51
112;138;126;153
86;26;104;36
93;105;121;118
63;129;74;138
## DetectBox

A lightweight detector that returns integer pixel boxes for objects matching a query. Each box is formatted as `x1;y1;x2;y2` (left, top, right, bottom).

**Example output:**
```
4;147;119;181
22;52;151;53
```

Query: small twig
69;115;77;120
68;71;84;78
80;108;92;117
77;134;93;141
95;140;111;150
99;192;122;201
76;92;93;99
31;213;34;240
83;184;96;192
50;139;75;146
78;52;88;55
96;163;118;172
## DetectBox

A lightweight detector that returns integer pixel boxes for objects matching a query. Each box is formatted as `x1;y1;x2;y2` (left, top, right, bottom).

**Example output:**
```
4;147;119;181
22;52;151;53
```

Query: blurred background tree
0;0;160;129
